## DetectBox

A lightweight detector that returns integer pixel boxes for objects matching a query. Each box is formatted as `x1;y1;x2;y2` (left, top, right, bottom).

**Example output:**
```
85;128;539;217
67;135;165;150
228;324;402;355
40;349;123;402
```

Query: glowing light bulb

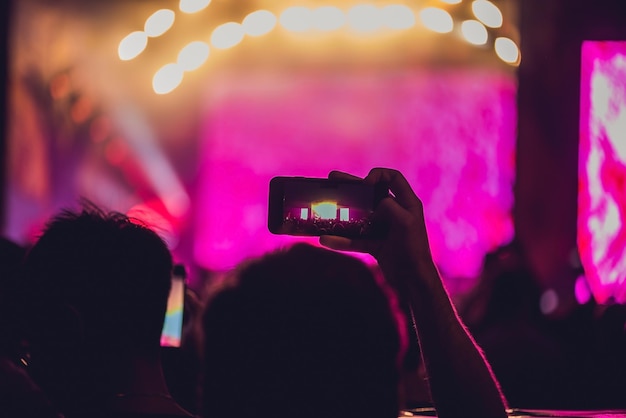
381;5;415;30
495;37;520;64
177;41;209;71
153;63;184;94
280;7;313;32
348;4;381;32
180;0;211;14
419;7;453;33
440;0;462;4
118;31;148;61
461;20;488;45
144;9;175;37
211;22;245;49
471;0;503;28
242;10;277;37
312;6;345;31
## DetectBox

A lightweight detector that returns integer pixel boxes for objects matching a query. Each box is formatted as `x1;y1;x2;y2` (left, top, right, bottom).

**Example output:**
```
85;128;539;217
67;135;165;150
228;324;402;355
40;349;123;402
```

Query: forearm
321;168;509;417
400;259;508;418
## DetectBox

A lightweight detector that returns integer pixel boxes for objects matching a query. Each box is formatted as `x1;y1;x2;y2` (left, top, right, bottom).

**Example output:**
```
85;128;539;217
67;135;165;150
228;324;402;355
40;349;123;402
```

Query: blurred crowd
0;168;624;418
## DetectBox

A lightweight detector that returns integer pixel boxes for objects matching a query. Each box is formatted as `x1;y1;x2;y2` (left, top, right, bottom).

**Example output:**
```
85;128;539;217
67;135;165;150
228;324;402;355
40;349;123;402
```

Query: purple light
193;70;516;286
578;41;626;304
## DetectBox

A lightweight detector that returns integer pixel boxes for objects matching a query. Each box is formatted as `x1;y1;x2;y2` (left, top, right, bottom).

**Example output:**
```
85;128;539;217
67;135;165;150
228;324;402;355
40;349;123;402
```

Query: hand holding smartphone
268;176;388;239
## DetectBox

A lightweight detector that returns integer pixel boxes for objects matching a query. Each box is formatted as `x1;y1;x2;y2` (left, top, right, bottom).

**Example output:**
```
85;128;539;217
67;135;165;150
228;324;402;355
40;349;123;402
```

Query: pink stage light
193;70;516;287
578;41;626;304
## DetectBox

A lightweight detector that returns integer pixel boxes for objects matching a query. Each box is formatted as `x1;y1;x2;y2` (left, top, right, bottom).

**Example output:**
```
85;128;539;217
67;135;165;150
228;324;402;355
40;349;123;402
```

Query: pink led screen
194;70;516;286
578;41;626;304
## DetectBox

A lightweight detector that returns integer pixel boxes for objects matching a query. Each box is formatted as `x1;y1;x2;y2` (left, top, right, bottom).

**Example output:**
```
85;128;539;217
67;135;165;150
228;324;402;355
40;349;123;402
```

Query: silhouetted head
461;239;543;331
0;237;27;357
18;203;173;410
201;243;403;418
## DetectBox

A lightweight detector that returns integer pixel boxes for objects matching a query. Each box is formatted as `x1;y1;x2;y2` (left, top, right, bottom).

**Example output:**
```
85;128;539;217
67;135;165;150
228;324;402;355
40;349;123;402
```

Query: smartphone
160;264;186;348
268;176;388;238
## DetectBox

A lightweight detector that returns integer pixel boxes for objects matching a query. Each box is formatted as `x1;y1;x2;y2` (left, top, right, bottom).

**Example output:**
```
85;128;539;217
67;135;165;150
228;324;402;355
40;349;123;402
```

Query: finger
319;235;379;254
364;168;421;212
328;170;363;181
373;196;414;227
375;195;432;257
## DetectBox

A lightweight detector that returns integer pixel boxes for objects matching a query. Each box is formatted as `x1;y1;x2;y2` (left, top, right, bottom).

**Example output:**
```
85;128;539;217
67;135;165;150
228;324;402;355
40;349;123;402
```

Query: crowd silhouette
7;203;194;418
2;167;625;417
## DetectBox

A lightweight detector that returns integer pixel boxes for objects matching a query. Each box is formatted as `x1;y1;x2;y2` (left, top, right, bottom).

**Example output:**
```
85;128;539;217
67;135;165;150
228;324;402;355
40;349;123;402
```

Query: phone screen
268;176;387;238
160;265;186;348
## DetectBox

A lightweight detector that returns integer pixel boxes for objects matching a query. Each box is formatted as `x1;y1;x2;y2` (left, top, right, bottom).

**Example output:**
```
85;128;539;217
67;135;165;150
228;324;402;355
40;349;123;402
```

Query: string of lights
118;0;520;95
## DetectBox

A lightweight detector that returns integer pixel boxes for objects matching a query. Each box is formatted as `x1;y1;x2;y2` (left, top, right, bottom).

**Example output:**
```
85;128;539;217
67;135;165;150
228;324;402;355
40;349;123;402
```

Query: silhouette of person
201;168;508;418
458;240;571;408
0;237;60;418
17;203;196;418
202;243;404;418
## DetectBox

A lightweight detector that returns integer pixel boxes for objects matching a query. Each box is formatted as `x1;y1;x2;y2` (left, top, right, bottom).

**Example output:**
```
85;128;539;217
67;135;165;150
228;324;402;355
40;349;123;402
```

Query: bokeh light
49;73;71;99
540;289;559;315
144;9;175;37
472;0;503;28
70;96;94;124
179;0;211;14
461;20;488;45
347;4;381;33
89;115;112;144
118;31;148;61
211;22;245;49
381;5;416;30
242;10;277;37
153;63;184;94
280;6;313;32
575;275;592;305
177;41;209;71
311;6;346;32
118;3;517;92
495;37;520;64
419;7;454;33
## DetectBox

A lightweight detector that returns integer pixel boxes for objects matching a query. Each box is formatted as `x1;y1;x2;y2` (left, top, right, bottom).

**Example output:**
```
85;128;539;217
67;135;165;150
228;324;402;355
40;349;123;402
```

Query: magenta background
193;69;517;287
578;41;626;303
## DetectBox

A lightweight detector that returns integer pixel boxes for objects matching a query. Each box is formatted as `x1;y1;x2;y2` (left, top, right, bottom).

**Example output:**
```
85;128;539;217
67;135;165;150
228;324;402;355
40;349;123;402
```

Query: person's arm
320;168;508;418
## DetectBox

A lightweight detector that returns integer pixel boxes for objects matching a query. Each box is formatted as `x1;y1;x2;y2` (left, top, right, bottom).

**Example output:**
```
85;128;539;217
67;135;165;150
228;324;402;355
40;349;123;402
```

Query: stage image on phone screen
269;177;386;238
161;275;184;348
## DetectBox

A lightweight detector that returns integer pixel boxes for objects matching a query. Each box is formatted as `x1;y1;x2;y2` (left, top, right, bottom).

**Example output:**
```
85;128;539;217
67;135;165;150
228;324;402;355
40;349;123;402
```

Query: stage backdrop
4;0;518;292
194;68;517;289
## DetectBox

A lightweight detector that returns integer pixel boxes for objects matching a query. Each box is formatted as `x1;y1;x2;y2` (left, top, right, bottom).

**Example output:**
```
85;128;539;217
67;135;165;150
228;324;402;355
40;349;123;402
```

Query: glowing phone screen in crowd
160;265;186;347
